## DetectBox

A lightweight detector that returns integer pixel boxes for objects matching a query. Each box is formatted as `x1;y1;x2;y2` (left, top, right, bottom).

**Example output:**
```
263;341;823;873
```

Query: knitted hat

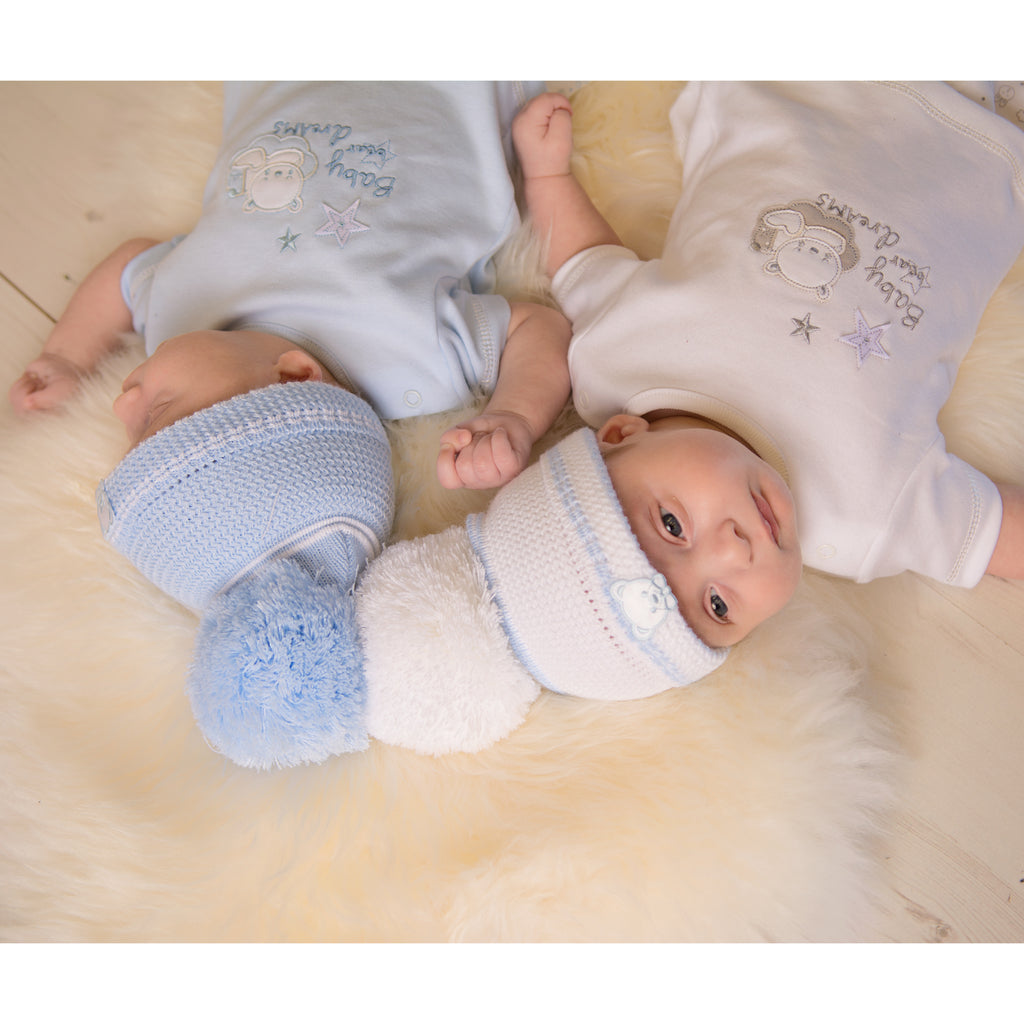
466;428;727;700
94;398;723;770
97;381;393;611
96;381;394;770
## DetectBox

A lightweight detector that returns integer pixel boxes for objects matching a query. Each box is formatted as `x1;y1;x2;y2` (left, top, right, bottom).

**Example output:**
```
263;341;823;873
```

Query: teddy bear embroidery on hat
611;573;679;639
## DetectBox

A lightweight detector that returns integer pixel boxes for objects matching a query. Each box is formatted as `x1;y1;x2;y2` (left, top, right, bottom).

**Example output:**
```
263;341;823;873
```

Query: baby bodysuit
556;82;1024;584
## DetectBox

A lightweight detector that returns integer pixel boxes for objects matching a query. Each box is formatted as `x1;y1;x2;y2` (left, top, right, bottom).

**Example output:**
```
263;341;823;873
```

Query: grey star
900;265;931;294
790;313;820;343
277;228;300;252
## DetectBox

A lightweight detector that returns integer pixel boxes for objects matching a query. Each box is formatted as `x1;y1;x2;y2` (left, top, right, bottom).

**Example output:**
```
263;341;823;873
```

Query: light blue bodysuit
123;81;543;419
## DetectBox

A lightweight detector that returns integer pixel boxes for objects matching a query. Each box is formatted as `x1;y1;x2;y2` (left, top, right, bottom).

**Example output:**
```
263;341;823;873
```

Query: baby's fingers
516;92;572;133
481;428;520;485
8;373;38;413
437;425;475;488
439;425;473;450
9;353;86;414
460;429;523;490
9;372;71;413
513;94;573;170
436;441;466;490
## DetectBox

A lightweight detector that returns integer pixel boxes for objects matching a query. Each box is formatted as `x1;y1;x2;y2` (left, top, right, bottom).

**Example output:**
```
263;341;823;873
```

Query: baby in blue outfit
11;81;572;491
11;82;730;769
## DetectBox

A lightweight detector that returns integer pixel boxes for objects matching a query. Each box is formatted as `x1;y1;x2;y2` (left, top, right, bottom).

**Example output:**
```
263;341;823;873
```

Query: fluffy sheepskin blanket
3;81;1021;942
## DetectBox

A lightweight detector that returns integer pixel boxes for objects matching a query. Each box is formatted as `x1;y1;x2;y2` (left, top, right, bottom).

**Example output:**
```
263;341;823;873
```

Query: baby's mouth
754;492;779;546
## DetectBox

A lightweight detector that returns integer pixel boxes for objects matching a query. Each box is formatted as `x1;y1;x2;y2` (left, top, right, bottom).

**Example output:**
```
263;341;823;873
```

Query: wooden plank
0;82;221;320
920;573;1024;660
0;278;56;387
871;811;1024;941
835;575;1024;940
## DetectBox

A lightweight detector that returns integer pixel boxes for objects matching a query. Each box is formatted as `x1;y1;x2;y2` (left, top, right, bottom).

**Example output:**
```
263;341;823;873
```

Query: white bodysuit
555;82;1024;585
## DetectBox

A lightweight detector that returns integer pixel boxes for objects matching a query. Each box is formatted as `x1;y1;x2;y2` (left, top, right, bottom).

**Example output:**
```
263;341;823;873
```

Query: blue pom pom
187;559;369;769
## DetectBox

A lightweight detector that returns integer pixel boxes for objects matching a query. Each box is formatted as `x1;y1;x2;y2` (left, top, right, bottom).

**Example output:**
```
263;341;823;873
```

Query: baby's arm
436;301;571;490
512;92;623;279
438;93;627;489
9;238;158;413
986;483;1024;579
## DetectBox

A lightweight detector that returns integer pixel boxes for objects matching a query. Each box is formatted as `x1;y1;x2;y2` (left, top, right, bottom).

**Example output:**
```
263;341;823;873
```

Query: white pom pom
357;526;539;755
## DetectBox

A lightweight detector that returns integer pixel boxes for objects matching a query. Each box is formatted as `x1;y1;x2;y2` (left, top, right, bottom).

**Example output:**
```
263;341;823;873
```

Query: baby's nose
711;519;752;566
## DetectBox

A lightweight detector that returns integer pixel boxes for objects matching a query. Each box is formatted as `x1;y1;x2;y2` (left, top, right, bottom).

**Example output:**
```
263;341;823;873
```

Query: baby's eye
660;508;683;538
709;588;729;621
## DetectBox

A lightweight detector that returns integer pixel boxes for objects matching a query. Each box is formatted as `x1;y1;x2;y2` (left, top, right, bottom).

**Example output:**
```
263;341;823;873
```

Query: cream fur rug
5;81;1022;942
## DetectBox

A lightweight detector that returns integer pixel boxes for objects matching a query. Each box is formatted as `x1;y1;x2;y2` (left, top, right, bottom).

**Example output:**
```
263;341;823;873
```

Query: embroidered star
277;228;300;252
790;313;820;343
315;199;371;248
900;265;932;294
837;309;891;367
361;139;395;169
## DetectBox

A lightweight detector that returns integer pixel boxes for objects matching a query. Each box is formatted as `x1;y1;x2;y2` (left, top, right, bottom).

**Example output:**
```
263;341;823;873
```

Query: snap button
816;543;837;560
403;389;422;408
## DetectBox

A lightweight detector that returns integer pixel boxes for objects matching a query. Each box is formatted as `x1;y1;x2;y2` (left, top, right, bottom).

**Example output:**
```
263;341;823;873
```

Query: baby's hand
8;352;87;414
512;92;573;180
437;413;534;490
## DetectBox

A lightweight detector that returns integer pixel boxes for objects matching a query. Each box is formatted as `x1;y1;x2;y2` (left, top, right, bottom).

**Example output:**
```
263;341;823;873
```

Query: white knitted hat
96;381;394;610
466;428;727;700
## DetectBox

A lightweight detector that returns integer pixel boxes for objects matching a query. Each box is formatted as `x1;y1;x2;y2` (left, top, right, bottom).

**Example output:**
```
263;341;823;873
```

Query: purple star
315;199;370;248
837;309;891;367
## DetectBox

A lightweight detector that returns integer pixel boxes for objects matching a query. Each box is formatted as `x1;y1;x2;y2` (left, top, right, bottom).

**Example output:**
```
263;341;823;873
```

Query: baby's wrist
32;350;90;379
523;168;573;187
44;320;127;375
484;409;539;444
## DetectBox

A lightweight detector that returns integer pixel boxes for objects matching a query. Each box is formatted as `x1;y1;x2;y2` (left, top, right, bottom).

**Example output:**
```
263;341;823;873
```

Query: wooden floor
1;81;1022;943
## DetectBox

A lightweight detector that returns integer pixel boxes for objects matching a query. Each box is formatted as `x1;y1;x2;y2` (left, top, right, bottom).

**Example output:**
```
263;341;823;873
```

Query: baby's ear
596;413;650;446
274;349;324;384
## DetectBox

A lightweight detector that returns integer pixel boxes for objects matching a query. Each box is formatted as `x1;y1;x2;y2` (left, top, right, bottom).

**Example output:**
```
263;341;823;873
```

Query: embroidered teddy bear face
247;160;306;212
767;230;846;296
762;214;847;299
611;574;678;639
751;202;860;301
227;134;319;214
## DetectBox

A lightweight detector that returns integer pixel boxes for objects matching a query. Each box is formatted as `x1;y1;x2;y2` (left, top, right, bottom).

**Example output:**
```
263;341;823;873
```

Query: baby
15;81;1024;772
9;81;732;769
512;81;1024;630
10;81;571;493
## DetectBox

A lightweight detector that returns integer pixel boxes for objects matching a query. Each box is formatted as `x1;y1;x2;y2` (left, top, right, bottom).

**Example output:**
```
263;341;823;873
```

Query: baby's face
114;330;317;447
598;414;802;647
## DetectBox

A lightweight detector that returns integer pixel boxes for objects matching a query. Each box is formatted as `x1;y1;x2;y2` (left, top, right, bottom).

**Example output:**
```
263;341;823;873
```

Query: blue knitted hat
97;381;393;611
96;381;394;769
